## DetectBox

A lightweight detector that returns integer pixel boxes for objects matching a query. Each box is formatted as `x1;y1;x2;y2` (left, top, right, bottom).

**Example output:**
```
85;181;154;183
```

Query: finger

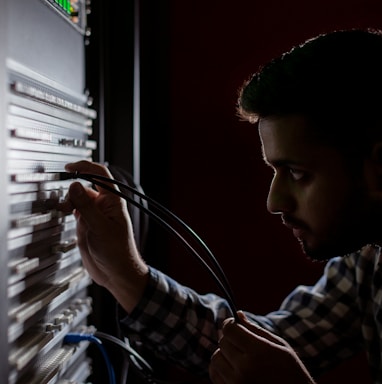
221;317;252;352
209;349;233;384
66;181;109;234
57;198;74;213
65;160;111;176
237;311;287;347
57;181;98;213
222;316;282;353
218;335;243;362
209;369;227;384
209;362;228;384
65;161;118;194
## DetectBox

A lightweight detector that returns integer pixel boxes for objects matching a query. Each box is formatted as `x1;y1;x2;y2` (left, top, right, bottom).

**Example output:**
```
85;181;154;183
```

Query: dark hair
238;28;382;153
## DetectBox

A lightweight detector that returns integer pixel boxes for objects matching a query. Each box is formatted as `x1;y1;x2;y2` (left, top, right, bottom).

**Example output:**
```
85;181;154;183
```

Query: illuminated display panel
41;0;86;33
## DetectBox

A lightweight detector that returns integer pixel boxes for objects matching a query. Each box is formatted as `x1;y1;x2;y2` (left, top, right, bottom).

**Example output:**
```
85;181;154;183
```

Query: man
59;28;382;383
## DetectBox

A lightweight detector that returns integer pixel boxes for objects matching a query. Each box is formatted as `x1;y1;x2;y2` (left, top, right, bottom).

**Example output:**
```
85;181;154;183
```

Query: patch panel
0;0;98;382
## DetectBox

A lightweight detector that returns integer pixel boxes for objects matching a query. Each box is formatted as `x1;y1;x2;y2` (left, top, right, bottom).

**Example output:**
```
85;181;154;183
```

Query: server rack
1;0;98;382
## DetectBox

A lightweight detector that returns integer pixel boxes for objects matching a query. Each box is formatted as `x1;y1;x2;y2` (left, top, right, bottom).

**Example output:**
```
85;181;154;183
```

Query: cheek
309;180;364;236
301;180;350;228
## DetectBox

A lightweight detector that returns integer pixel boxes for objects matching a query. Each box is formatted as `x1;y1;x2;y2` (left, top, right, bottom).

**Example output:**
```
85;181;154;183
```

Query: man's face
259;115;380;261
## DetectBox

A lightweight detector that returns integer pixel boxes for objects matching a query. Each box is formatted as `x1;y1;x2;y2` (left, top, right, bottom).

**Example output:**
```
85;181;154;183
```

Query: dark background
86;1;382;383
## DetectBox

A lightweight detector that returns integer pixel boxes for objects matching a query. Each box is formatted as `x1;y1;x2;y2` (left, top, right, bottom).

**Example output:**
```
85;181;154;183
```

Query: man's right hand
59;160;149;313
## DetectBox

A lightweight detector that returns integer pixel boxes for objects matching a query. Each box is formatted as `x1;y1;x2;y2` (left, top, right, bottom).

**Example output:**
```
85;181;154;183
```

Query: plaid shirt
121;243;382;382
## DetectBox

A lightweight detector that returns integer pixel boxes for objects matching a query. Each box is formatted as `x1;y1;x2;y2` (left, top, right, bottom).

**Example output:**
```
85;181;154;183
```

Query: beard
299;237;357;262
299;191;382;262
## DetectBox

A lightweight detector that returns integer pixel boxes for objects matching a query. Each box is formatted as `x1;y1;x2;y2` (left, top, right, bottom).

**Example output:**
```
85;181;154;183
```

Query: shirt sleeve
120;267;234;373
249;254;364;376
120;252;366;376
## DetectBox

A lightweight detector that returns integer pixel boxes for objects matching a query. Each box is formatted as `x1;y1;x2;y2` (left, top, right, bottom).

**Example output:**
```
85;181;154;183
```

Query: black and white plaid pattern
121;244;382;382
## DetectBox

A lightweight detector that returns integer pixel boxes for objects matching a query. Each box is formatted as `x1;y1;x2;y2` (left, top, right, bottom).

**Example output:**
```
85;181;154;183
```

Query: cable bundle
59;170;240;384
60;171;239;321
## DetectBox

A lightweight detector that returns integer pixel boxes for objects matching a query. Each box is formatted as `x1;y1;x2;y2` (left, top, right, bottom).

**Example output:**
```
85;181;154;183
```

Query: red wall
163;1;382;383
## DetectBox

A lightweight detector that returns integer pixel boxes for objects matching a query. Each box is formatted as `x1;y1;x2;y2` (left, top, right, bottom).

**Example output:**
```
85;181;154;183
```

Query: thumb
237;311;286;346
67;182;104;231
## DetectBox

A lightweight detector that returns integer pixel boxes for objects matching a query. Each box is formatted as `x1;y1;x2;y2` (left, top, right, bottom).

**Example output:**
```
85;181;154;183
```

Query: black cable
80;172;237;309
58;170;239;321
114;304;130;384
58;170;242;382
95;331;204;384
76;173;239;321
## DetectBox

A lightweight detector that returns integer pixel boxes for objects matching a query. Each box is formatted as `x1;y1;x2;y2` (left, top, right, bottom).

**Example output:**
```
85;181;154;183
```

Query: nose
266;176;295;214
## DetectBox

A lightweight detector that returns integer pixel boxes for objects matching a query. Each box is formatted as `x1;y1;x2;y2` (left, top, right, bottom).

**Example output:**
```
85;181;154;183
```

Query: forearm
105;261;150;314
120;268;232;372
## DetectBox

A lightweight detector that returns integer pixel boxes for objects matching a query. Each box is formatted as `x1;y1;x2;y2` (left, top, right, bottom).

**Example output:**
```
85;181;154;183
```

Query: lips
292;227;305;239
282;216;306;238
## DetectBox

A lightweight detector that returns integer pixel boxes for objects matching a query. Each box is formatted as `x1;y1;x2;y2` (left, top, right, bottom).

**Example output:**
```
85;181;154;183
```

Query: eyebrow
263;155;299;168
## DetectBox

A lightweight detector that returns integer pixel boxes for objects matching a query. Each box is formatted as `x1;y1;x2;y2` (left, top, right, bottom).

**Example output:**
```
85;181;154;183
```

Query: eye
289;168;306;181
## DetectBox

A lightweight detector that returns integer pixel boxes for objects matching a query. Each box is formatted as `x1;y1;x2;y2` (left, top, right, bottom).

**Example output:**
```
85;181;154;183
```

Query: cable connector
63;333;94;344
63;332;116;384
57;172;79;180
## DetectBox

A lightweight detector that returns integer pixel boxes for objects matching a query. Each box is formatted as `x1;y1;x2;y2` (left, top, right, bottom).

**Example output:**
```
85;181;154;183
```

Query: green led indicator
66;1;70;13
52;0;75;16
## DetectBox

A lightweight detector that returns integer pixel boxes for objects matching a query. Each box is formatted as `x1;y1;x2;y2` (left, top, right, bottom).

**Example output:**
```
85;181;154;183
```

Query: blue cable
64;333;116;384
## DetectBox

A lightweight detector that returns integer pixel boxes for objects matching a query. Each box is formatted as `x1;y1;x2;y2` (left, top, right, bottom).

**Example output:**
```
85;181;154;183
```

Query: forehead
258;115;322;164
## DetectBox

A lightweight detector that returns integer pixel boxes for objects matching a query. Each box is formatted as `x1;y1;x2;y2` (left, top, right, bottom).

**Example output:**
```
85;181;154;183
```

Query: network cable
57;170;239;321
94;331;205;384
63;333;116;384
64;330;204;384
